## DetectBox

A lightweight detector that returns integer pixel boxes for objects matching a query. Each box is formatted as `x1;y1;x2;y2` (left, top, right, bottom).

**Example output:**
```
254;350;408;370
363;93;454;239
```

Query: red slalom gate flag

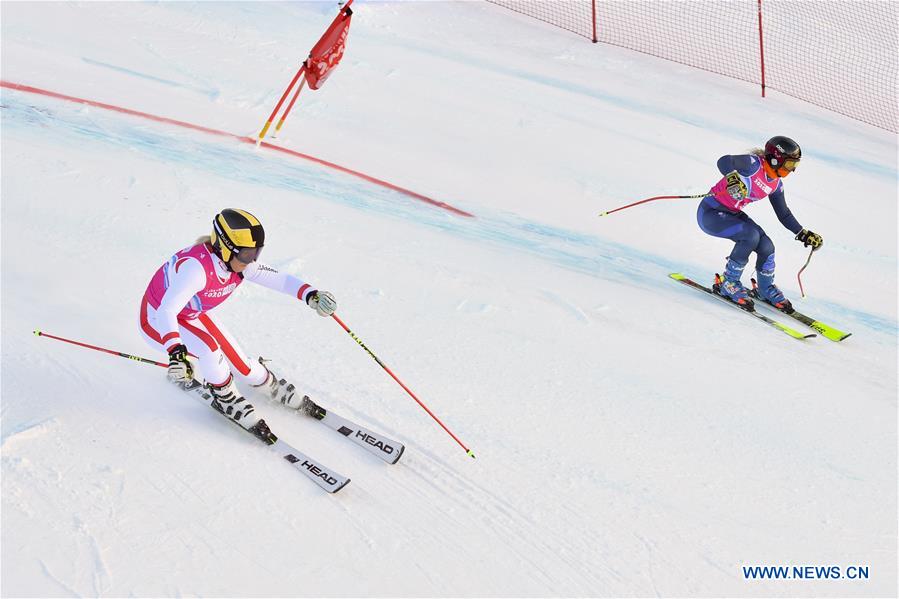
304;0;354;90
257;0;355;143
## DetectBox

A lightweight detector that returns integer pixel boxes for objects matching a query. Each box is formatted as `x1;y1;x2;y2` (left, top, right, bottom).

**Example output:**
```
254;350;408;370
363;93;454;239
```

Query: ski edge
748;279;852;342
780;312;851;342
808;322;852;342
273;439;351;494
769;320;816;340
669;273;816;340
318;408;406;465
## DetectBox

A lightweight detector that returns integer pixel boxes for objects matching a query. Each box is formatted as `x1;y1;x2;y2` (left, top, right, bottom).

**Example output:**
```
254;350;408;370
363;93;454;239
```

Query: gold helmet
210;209;265;264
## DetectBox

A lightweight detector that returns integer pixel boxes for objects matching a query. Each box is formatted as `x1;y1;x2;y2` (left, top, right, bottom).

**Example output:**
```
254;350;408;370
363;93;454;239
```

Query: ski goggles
781;158;800;172
233;246;262;264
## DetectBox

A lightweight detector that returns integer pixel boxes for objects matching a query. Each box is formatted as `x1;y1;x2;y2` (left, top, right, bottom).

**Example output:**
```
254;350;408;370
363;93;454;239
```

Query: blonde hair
196;235;212;245
749;147;765;157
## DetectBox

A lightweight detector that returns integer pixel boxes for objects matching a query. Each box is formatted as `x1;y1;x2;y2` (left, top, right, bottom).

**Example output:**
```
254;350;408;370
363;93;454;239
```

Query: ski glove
795;228;824;251
724;171;748;201
167;343;194;384
307;290;337;317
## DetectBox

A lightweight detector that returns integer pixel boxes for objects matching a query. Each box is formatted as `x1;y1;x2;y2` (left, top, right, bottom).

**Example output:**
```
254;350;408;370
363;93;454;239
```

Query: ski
299;396;405;465
669;273;816;340
770;309;850;342
749;280;852;342
182;380;350;493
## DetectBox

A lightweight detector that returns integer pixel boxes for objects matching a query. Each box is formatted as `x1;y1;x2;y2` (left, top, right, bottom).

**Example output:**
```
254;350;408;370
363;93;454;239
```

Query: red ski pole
33;330;167;367
331;314;475;459
599;193;707;217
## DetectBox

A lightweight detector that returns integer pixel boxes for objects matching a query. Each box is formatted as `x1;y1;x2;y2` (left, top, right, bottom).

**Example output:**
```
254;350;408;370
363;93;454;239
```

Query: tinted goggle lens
782;158;800;171
234;246;262;264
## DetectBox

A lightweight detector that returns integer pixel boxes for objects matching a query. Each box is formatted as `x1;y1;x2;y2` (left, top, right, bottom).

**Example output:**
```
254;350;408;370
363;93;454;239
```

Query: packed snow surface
2;2;896;597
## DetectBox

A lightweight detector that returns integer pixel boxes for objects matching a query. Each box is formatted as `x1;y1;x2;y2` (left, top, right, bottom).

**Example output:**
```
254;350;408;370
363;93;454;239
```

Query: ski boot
207;374;262;430
247;419;277;445
750;275;793;313
712;258;754;310
253;358;302;409
299;396;327;421
253;358;326;420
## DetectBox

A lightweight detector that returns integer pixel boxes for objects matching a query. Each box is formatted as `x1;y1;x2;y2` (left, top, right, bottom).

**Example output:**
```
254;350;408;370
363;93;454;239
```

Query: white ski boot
207;374;262;430
253;359;326;419
254;358;303;409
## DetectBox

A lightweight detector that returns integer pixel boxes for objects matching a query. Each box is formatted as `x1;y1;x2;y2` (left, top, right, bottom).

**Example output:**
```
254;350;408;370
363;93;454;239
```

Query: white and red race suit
139;242;316;386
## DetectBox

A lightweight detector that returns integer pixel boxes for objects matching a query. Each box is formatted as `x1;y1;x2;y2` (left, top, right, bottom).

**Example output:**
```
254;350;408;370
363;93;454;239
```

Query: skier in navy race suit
697;135;824;310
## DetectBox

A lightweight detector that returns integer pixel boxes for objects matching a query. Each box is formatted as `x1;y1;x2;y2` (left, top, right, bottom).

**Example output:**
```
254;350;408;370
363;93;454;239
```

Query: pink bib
709;157;782;211
144;243;242;320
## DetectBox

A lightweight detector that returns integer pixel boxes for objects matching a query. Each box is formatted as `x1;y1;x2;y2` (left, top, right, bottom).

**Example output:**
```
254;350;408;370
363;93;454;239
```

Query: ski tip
809;322;852;342
668;273;686;280
33;329;42;336
466;449;477;460
390;444;405;465
598;211;609;217
332;478;351;494
778;326;817;340
825;332;852;342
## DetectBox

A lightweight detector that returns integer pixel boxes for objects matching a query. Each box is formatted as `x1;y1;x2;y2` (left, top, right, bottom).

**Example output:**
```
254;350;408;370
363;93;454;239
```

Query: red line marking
1;80;475;218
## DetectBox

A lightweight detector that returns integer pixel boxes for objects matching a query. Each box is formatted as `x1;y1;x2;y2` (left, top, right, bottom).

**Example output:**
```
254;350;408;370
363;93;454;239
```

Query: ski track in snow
73;514;112;596
37;559;81;597
345;448;614;593
2;90;894;343
2;3;896;589
539;288;591;324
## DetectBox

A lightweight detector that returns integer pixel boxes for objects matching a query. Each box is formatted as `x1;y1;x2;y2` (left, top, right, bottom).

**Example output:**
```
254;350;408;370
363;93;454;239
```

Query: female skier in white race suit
139;208;336;437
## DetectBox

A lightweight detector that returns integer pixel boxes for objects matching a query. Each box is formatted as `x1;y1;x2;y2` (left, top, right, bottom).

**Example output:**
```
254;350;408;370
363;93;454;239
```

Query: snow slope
2;2;896;597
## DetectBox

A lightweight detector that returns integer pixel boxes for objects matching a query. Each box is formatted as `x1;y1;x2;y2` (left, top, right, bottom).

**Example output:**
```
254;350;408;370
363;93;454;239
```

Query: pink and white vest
144;243;242;320
709;158;782;212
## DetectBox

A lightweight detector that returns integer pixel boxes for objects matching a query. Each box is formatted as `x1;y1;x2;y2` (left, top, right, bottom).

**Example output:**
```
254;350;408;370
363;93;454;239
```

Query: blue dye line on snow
81;58;220;100
2;91;895;337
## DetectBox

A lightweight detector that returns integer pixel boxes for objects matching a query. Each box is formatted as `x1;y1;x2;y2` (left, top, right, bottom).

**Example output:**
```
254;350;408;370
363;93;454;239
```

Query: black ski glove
795;229;823;251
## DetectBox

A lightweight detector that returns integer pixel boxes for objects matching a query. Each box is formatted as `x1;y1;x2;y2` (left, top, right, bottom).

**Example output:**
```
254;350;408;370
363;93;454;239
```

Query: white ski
269;438;351;494
301;397;405;465
182;381;350;493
